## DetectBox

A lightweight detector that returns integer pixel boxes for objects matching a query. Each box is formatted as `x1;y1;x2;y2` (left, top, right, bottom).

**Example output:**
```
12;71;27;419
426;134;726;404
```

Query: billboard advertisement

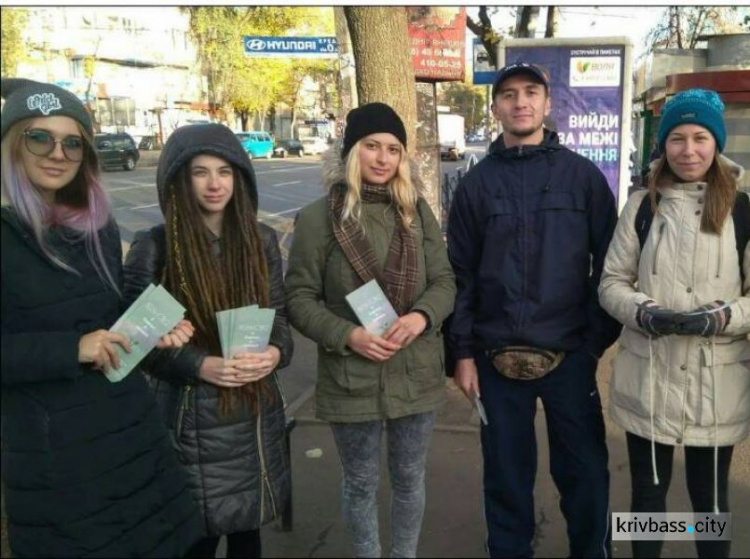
407;7;466;82
501;38;633;208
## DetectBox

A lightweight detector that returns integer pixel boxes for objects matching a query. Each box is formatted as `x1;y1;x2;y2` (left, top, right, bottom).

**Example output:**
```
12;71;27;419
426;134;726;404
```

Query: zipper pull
183;385;192;410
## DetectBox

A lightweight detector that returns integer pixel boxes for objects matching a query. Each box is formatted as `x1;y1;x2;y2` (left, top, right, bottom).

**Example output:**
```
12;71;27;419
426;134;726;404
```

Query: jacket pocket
536;191;585;212
405;331;445;400
698;342;750;427
173;385;192;443
484;198;517;241
610;333;653;419
318;347;380;397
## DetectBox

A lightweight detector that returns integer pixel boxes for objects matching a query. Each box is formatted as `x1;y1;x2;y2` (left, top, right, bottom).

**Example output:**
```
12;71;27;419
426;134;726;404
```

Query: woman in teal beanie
599;87;748;558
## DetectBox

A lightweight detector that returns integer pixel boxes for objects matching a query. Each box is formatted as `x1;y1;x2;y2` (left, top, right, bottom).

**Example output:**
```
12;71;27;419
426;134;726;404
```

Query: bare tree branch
466;6;502;68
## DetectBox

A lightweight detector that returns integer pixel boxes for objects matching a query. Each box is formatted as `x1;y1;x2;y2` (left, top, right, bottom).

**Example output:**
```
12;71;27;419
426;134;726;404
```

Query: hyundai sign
244;36;338;58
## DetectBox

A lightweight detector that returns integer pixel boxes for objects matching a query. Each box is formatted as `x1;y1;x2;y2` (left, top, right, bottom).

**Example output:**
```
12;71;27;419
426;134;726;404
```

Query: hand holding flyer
107;284;187;382
345;279;399;337
217;304;276;359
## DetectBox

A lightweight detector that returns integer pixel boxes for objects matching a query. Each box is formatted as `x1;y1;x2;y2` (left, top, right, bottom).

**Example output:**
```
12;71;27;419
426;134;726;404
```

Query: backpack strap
634;191;661;251
733;191;749;284
635;190;748;282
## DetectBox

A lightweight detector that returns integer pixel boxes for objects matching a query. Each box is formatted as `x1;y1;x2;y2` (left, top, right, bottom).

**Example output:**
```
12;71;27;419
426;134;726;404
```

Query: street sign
243;36;338;58
407;7;466;82
473;39;496;85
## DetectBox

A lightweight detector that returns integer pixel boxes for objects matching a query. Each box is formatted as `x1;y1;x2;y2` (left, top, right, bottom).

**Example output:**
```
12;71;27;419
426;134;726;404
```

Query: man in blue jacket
448;62;622;557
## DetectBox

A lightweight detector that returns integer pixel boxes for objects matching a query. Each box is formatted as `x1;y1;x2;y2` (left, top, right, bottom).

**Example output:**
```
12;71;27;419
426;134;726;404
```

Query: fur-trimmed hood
320;144;426;195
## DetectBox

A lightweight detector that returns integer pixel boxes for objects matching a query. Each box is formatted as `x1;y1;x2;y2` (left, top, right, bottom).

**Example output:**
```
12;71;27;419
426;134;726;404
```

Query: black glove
674;300;732;337
636;300;681;337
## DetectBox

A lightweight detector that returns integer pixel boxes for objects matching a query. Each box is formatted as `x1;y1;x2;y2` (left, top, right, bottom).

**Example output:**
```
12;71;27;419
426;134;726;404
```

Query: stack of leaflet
107;284;186;383
216;305;276;359
345;279;399;337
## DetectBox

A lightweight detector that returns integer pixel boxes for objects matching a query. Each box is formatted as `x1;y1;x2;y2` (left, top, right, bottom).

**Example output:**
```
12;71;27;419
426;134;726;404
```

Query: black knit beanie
1;78;93;139
156;123;258;213
342;102;407;159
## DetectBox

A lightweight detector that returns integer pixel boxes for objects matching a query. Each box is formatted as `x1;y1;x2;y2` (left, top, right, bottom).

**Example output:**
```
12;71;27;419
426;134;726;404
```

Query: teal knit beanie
657;88;726;153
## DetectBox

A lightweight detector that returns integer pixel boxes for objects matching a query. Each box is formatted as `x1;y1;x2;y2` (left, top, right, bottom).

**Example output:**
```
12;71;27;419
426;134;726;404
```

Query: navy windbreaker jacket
447;130;622;361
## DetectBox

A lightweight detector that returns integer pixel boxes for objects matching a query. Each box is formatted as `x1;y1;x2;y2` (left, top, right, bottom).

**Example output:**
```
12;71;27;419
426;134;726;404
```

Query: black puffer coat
123;222;293;536
0;208;202;558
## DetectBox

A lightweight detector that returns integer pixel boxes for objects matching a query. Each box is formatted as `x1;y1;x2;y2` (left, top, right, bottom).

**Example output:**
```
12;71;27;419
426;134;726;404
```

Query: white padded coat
599;159;750;449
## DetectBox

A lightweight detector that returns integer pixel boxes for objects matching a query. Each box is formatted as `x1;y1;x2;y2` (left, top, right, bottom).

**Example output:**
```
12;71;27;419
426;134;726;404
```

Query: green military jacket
285;173;456;422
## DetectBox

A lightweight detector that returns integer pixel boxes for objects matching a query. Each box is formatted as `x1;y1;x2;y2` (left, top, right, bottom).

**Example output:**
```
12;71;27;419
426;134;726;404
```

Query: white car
301;137;329;156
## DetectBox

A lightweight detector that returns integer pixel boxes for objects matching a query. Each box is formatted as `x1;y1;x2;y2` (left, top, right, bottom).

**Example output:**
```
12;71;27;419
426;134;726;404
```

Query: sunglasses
23;129;85;162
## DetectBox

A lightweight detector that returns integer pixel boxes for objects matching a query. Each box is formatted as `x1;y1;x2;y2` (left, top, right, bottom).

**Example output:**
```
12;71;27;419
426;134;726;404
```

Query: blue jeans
477;349;611;558
330;411;437;558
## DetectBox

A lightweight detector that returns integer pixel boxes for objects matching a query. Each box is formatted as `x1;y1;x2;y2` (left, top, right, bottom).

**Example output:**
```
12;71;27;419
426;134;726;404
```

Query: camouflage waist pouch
486;346;566;381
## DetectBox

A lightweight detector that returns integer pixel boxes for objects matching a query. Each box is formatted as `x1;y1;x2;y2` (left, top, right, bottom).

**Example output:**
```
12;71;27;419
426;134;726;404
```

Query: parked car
273;138;304;158
300;136;329;156
235;131;274;159
94;133;140;171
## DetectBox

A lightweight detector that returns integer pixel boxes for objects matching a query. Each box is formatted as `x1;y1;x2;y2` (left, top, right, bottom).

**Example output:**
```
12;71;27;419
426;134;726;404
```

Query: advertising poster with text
407;7;466;82
506;45;625;201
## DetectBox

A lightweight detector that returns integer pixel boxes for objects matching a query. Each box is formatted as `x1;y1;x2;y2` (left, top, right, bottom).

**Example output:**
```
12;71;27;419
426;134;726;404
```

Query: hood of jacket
156;123;259;215
320;145;426;194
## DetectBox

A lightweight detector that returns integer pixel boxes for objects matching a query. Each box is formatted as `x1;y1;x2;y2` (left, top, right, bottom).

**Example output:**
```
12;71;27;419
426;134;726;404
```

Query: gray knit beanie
1;78;93;139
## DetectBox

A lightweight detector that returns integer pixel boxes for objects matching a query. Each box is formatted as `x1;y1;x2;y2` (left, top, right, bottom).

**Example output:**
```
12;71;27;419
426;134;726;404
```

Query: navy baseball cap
491;62;550;99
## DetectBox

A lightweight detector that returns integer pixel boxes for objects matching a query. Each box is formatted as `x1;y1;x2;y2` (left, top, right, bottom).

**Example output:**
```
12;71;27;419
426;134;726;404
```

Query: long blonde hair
336;139;419;231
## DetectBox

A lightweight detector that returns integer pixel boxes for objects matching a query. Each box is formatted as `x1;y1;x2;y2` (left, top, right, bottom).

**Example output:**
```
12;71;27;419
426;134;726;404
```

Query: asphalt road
104;144;489;246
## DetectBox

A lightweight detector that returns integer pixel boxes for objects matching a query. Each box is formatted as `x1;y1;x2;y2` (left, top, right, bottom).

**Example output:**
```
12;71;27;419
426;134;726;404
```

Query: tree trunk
290;105;298;140
267;105;277;136
545;7;558;38
344;7;417;149
516;7;540;38
239;111;248;131
414;82;441;222
344;7;440;217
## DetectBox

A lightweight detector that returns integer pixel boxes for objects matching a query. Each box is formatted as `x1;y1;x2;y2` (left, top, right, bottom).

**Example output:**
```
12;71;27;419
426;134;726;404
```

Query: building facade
18;7;208;146
632;33;750;190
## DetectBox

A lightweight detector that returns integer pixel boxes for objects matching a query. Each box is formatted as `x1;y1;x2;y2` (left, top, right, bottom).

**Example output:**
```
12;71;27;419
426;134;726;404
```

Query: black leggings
184;529;261;559
626;432;734;559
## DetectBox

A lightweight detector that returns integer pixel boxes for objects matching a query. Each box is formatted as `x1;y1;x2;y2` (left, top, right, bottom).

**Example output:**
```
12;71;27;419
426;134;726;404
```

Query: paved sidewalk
2;346;748;557
257;346;750;558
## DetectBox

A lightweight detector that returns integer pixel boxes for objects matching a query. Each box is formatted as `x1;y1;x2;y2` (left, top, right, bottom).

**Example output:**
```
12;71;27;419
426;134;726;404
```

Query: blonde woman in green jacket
285;102;456;558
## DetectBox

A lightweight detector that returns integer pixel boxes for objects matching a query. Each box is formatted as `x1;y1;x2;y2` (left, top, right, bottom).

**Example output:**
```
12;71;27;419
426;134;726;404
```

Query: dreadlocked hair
162;164;273;416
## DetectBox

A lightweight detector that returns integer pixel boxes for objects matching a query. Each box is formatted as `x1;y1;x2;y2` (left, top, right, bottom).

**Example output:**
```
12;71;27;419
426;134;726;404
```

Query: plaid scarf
329;183;419;315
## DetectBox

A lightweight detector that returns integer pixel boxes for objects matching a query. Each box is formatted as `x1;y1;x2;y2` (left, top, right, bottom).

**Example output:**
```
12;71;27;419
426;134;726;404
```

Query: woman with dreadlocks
123;123;293;559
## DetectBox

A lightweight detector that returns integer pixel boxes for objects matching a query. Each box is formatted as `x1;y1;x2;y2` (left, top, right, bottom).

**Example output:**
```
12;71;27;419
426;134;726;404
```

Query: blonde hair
337;139;419;231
